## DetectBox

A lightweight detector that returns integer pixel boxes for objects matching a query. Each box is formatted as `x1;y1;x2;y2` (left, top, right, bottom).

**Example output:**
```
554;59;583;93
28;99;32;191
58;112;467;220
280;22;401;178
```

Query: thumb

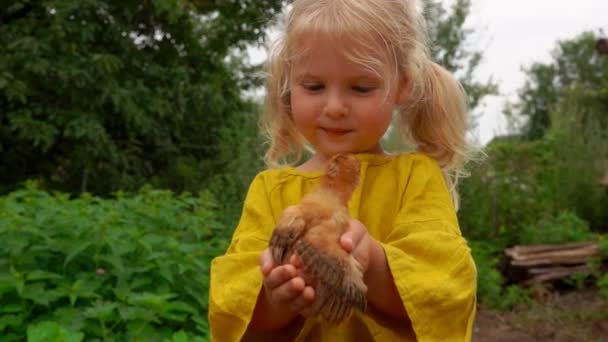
340;232;354;253
259;248;273;275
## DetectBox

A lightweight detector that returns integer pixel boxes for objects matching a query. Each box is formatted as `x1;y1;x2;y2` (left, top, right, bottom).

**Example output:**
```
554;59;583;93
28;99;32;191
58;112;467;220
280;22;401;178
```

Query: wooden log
527;265;591;275
502;241;602;284
512;258;590;267
524;265;592;285
506;243;599;261
505;242;598;258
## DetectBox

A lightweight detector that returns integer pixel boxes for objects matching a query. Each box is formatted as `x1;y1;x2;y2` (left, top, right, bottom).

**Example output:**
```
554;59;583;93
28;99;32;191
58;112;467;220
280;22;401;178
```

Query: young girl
209;0;477;340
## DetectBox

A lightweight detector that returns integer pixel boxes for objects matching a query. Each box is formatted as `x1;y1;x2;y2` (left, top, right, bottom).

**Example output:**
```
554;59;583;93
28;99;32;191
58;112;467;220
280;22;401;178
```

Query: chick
269;154;367;323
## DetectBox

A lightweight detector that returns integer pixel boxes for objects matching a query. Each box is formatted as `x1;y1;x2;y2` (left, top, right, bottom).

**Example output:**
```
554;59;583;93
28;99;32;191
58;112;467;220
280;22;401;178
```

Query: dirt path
472;289;608;342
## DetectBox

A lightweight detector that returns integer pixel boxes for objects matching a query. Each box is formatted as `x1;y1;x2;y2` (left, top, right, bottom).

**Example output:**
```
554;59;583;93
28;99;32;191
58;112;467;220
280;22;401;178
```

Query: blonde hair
261;0;471;206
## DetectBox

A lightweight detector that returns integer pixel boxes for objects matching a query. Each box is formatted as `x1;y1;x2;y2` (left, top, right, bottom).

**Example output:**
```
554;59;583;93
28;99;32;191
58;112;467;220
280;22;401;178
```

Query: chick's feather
269;154;367;323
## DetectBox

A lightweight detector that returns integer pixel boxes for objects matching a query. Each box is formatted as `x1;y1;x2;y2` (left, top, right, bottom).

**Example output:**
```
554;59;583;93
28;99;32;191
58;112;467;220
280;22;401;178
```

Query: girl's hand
259;248;317;317
340;219;374;274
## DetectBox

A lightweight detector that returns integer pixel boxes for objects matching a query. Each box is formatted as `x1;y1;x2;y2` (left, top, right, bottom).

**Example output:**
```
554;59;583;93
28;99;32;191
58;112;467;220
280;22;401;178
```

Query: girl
209;0;477;340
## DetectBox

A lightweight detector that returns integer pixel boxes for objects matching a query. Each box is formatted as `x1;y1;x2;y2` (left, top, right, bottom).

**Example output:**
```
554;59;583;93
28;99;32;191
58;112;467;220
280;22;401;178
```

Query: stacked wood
503;242;601;284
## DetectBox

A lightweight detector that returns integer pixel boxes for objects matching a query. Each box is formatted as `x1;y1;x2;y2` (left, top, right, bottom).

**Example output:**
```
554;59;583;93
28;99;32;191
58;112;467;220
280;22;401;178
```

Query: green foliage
598;273;608;301
459;139;552;243
513;31;608;139
461;116;605;308
599;236;608;257
563;272;589;291
27;321;84;342
459;132;607;246
0;182;228;340
470;241;505;307
0;0;284;195
422;0;497;111
519;212;595;245
25;321;206;342
204;102;266;229
470;241;530;311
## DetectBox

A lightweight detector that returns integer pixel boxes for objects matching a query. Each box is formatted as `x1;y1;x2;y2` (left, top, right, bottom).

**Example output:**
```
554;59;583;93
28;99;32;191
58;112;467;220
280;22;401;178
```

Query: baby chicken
269;154;367;323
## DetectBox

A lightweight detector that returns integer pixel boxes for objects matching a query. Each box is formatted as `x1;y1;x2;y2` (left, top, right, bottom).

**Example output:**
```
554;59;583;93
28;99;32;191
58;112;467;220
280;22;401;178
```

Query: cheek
364;106;394;135
290;98;315;130
291;92;317;122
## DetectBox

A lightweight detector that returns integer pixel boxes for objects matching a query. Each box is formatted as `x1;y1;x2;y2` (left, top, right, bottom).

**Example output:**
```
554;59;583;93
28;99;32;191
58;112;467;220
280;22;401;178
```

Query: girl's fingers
264;264;296;290
341;219;366;252
288;285;316;314
273;276;306;303
259;248;274;275
340;233;354;252
289;253;303;268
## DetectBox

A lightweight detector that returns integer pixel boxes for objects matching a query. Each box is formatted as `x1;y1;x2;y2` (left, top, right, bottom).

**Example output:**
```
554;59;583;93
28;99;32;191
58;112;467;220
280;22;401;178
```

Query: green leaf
118;305;158;322
83;301;118;321
0;304;24;314
51;307;87;333
26;270;63;282
61;277;102;306
10;266;25;296
0;314;23;332
99;254;125;273
63;242;94;268
26;321;84;342
166;330;189;342
128;293;177;308
22;283;61;306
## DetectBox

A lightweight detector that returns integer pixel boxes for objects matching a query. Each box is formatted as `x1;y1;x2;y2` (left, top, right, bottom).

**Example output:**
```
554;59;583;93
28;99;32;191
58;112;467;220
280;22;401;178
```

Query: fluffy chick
269;153;367;323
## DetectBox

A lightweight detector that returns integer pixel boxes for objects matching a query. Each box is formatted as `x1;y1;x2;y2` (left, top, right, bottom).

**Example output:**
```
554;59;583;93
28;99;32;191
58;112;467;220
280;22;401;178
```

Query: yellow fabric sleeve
384;156;477;341
208;174;273;342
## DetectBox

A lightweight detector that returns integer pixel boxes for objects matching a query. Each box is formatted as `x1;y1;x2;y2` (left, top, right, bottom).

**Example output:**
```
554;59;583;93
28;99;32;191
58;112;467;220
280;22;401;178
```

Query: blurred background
0;0;606;341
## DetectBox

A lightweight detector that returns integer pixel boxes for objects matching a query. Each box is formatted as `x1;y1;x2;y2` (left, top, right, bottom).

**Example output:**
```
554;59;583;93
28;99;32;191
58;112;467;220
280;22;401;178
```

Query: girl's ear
396;74;412;104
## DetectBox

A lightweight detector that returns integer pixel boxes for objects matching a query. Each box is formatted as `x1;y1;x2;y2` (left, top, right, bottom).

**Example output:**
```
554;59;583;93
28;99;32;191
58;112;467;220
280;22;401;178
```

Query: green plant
0;182;228;340
564;272;589;290
519;211;594;245
459;132;607;246
470;241;530;310
27;321;84;342
598;273;608;301
0;0;285;195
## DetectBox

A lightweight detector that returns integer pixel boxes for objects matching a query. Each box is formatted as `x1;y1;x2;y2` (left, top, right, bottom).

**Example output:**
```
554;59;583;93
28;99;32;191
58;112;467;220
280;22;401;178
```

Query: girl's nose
323;91;349;118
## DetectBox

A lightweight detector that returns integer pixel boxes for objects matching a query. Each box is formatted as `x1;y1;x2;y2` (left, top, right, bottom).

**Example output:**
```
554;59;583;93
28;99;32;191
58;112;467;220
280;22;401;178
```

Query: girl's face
289;34;408;161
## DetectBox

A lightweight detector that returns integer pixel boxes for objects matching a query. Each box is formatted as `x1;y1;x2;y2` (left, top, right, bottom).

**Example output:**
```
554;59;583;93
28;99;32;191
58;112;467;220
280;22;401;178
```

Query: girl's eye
303;83;324;92
352;85;374;93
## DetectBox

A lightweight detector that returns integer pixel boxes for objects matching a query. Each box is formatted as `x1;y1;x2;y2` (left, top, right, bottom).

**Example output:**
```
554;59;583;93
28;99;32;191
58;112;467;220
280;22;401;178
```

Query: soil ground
472;288;608;342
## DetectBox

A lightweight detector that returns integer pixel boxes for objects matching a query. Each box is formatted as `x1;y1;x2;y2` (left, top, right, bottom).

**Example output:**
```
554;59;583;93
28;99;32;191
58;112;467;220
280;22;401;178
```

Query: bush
459;138;552;244
0;182;228;341
459;134;607;246
470;241;531;311
519;211;595;245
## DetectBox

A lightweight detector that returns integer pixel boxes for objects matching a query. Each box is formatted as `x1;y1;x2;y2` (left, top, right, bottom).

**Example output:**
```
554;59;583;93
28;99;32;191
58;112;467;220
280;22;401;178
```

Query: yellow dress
209;153;477;341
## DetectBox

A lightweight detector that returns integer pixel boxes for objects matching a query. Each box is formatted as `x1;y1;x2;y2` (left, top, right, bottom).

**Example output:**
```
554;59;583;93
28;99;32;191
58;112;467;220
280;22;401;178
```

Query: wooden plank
505;242;598;258
524;265;592;284
527;265;591;275
502;241;604;284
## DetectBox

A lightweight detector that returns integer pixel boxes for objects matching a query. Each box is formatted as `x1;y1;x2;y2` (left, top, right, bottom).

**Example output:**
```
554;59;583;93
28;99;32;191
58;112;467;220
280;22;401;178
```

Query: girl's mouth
321;127;352;135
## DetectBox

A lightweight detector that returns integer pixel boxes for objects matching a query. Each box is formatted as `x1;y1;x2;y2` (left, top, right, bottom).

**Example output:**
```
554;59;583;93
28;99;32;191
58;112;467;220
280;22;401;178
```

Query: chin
317;146;356;157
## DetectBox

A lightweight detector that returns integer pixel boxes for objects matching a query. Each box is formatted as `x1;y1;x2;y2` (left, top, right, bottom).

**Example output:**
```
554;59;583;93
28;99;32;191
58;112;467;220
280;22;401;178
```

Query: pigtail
400;61;469;208
260;34;307;169
260;80;302;168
